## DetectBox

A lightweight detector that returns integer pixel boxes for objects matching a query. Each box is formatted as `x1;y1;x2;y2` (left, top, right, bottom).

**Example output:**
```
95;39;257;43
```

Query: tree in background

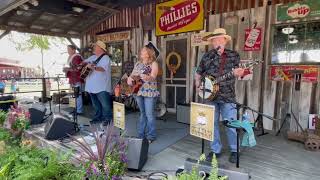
8;33;66;77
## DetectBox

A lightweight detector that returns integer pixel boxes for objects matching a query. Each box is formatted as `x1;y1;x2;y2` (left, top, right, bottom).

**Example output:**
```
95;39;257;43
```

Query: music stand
276;69;304;136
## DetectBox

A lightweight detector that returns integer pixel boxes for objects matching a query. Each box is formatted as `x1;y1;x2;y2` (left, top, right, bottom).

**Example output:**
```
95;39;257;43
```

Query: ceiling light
72;7;84;13
19;4;29;10
16;10;23;15
289;39;298;44
29;0;39;6
282;27;294;34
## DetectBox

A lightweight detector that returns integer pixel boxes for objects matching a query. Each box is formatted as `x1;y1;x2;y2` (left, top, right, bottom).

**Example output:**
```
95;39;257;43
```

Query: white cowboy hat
202;28;232;42
95;40;107;52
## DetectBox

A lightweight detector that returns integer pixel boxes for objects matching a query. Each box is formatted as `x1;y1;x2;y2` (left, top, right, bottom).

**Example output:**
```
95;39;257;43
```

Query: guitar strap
93;53;106;65
219;53;227;75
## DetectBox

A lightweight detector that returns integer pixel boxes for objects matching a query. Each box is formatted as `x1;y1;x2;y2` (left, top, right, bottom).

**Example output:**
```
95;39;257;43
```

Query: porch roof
0;0;152;38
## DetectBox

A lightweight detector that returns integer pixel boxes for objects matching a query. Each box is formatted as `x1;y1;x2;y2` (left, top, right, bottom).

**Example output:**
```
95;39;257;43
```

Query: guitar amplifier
176;103;190;124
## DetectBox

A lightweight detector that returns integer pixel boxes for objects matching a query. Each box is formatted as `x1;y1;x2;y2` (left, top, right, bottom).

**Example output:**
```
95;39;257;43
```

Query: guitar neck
214;62;257;84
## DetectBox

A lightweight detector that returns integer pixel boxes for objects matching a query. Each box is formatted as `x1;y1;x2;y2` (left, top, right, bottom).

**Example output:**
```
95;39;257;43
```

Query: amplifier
29;103;47;125
44;113;76;140
176;103;190;124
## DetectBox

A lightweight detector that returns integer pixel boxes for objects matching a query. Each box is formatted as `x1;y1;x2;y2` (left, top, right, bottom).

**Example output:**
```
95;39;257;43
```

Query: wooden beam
26;11;45;28
0;30;10;40
0;0;30;16
67;0;119;14
0;24;80;38
67;37;80;52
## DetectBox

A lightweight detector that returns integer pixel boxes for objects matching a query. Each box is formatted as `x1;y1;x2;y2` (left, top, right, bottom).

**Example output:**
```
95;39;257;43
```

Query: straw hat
95;40;107;52
202;28;232;42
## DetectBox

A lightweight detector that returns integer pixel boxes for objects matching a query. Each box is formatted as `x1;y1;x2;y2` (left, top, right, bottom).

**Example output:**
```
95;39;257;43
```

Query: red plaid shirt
66;54;83;85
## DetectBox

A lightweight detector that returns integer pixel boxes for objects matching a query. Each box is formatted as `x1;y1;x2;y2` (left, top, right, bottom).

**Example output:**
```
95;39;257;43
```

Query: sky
0;31;80;77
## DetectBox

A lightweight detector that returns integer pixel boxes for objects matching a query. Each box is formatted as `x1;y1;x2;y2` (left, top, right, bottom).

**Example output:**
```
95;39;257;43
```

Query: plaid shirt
196;48;240;101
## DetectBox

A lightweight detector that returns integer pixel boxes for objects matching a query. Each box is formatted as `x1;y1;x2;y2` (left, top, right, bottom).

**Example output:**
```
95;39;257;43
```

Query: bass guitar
198;59;262;100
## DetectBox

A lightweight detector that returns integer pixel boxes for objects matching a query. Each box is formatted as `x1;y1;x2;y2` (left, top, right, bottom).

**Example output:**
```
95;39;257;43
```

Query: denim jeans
207;101;237;153
89;91;112;122
72;82;83;113
135;96;156;140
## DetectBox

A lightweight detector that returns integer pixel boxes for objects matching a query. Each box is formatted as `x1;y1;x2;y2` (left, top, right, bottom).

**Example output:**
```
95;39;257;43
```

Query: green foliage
167;154;227;180
0;145;84;180
0;111;7;126
0;128;20;146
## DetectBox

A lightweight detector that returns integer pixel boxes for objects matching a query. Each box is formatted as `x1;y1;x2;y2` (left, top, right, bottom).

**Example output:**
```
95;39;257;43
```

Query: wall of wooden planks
81;0;320;132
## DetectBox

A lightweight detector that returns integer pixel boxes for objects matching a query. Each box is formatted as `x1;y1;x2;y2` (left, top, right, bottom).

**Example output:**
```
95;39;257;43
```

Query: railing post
42;77;47;103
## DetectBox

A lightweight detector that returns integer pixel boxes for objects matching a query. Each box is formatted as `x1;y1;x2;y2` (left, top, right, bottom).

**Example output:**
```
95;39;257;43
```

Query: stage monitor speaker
0;95;16;111
44;113;76;140
125;137;149;170
29;103;47;125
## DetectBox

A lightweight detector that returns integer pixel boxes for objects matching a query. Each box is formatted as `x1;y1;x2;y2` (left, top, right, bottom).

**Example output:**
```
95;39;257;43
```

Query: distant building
0;58;41;79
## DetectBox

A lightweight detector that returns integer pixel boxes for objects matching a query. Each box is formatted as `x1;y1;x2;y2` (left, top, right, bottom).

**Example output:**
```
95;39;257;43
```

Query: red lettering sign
158;0;200;32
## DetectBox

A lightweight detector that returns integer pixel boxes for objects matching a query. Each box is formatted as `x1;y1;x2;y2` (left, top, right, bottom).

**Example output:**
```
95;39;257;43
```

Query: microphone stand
201;75;206;154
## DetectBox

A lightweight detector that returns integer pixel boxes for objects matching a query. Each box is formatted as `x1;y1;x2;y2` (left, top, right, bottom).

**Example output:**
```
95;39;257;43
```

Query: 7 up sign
277;0;320;21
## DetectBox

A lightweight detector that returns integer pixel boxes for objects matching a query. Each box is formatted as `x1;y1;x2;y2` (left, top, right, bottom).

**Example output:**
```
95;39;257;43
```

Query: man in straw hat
84;40;112;126
195;28;244;163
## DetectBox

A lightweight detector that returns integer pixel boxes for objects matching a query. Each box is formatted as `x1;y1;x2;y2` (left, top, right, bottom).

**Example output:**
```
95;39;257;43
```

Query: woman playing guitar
127;44;160;144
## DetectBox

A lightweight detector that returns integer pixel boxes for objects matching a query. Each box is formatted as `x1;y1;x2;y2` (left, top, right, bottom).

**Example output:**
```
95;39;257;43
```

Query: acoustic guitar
80;54;106;80
198;59;262;100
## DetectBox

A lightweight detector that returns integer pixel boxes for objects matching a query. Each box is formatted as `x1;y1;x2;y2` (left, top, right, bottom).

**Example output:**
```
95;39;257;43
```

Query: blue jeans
135;96;156;140
207;101;237;153
89;91;112;122
72;82;83;113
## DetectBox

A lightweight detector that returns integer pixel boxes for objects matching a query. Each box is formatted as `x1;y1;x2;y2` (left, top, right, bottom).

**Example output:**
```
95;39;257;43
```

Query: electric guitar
198;59;262;100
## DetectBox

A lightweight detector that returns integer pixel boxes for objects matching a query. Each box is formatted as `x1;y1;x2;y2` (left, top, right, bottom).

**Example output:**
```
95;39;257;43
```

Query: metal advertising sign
277;0;320;21
156;0;204;36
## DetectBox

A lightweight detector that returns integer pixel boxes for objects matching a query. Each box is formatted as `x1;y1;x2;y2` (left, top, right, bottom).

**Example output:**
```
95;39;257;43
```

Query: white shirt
84;54;111;93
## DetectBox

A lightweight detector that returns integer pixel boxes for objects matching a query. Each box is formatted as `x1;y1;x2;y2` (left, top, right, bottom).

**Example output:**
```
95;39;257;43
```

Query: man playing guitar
63;45;83;114
195;28;244;163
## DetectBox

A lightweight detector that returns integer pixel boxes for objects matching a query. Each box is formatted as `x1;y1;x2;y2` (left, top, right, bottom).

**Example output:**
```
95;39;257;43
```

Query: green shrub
0;146;84;180
0;111;7;126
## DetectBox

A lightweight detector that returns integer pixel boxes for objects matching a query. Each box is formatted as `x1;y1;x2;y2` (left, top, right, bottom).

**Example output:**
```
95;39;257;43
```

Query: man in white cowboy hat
195;28;244;163
84;40;112;126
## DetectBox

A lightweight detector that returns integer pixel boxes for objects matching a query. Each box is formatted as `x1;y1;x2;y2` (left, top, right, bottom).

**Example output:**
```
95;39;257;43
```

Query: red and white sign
309;114;320;130
244;28;262;51
287;4;310;19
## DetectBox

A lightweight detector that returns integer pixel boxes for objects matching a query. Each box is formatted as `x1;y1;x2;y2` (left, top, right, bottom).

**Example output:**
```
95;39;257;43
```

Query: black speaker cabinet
29;103;47;125
0;95;16;112
44;113;76;140
125;137;149;170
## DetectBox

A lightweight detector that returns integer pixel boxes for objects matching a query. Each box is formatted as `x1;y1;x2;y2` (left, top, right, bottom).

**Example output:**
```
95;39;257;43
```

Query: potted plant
4;106;30;137
71;125;128;179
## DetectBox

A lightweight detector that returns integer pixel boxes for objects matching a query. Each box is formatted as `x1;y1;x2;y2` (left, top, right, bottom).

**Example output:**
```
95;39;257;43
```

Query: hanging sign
155;0;204;36
270;65;319;82
191;32;211;46
309;114;320;130
244;28;262;51
113;102;125;130
97;31;130;43
277;0;320;21
190;102;214;141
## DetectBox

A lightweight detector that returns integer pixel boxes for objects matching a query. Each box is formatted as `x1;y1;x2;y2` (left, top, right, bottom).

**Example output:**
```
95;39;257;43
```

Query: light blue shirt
84;54;111;93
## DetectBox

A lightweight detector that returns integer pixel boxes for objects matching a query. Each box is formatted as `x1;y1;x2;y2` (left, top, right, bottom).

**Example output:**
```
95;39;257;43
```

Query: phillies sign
277;0;320;21
156;0;204;36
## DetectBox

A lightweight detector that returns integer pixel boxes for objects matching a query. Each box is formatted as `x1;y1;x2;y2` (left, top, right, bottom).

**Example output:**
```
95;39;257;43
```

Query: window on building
272;21;320;64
